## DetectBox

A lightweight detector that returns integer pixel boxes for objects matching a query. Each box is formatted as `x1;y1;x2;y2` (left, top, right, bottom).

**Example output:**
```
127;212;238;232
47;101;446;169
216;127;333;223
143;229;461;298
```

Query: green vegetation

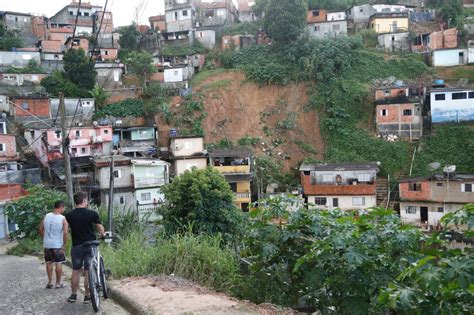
89;84;111;108
5;60;44;74
238;136;261;147
6;238;42;257
202;79;232;91
275;112;298;130
160;168;245;244
263;0;306;44
412;125;474;176
294;140;317;154
171;95;206;136
219;21;263;37
5;186;66;240
160;41;207;57
126;51;155;87
94;98;145;118
0;23;23;51
117;24;141;52
190;68;229;86
41;49;97;97
307;0;371;10
102;230;240;291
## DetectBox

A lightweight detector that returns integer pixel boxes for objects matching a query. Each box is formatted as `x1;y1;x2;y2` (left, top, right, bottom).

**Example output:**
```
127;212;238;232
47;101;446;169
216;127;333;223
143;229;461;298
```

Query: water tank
434;79;445;85
394;80;404;87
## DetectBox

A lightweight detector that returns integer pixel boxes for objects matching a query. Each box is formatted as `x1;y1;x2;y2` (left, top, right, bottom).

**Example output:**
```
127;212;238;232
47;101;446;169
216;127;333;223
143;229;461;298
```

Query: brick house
399;173;474;227
300;162;379;210
0;134;18;162
149;15;166;31
11;96;50;119
412;28;458;53
307;9;327;23
374;85;423;140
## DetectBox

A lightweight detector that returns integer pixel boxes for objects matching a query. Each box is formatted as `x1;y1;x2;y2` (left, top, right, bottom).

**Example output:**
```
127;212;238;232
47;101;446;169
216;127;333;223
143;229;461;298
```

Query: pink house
32;126;113;164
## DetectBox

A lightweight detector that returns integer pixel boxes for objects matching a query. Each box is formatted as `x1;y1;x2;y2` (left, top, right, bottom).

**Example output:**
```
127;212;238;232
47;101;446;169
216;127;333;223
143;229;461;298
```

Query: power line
89;0;110;63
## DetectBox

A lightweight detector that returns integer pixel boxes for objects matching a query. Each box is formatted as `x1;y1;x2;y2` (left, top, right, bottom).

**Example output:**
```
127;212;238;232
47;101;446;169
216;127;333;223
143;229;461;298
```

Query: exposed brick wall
399;181;431;200
0;184;27;201
376;103;417;124
301;173;377;196
375;87;407;101
430;28;458;50
13;98;50;117
0;135;17;161
307;10;327;23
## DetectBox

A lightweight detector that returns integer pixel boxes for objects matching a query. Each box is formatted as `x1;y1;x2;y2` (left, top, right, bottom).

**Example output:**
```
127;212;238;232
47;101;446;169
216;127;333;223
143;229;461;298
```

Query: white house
432;49;468;67
164;65;195;83
327;11;346;21
430;88;474;123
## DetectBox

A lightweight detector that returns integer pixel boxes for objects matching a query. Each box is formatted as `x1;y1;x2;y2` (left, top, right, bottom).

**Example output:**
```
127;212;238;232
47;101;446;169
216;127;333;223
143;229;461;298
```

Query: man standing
39;200;68;289
65;191;105;304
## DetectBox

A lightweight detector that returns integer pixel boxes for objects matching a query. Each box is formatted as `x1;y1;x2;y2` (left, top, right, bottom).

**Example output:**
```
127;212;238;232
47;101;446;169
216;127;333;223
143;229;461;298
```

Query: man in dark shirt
65;191;105;304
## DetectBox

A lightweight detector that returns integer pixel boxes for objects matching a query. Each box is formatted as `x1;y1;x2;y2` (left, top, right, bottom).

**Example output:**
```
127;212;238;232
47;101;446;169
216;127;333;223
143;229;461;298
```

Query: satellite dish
428;162;441;171
443;165;456;174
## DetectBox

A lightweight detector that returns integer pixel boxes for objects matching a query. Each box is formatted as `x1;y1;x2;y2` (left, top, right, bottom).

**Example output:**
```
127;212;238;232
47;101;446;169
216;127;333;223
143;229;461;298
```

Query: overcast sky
1;0;165;27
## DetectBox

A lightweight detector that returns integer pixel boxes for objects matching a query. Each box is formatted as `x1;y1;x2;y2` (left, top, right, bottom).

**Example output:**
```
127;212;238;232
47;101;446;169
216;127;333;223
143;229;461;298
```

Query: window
437;182;443;187
452;92;467;100
0;122;5;134
358;174;371;182
0;143;5;152
333;198;339;207
75;130;81;137
380;109;388;116
314;25;320;32
141;192;151;201
322;174;333;183
69;11;74;15
104;129;109;134
84;12;89;16
403;109;412;116
437;207;444;213
113;170;122;178
435;94;445;101
104;50;109;55
352;197;365;206
182;10;188;16
405;206;416;214
55;130;61;139
119;196;125;204
314;197;327;206
20;102;30;110
463;183;473;192
409;183;422;191
333;24;340;31
312;10;320;16
81;147;86;154
174;12;178;20
469;92;474;99
384;90;391;96
71;148;77;154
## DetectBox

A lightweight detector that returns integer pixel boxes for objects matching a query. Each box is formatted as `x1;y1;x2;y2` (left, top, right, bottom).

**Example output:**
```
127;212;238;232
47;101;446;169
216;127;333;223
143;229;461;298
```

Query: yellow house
369;12;409;34
209;148;252;212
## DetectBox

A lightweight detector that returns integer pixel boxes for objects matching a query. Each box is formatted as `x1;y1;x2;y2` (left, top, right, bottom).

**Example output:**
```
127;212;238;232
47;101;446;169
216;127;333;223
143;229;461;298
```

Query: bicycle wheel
100;256;109;299
88;263;101;312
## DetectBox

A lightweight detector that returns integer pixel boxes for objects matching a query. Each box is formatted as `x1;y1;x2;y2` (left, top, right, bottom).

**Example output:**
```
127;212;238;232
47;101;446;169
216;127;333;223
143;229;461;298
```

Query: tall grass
102;230;240;292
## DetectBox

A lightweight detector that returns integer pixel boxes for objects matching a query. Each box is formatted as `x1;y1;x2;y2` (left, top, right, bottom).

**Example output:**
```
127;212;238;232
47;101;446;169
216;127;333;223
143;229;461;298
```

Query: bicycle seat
82;240;100;247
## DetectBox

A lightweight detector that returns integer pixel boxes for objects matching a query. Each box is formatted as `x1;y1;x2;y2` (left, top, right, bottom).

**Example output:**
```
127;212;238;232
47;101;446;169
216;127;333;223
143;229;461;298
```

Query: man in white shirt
39;200;68;289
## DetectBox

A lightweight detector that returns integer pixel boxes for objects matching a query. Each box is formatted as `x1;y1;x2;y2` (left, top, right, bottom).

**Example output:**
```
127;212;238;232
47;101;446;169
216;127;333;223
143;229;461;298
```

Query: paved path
0;243;128;315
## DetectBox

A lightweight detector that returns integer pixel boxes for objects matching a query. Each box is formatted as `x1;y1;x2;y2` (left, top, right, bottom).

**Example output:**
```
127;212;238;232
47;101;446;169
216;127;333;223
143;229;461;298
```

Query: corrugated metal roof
300;162;380;172
208;148;252;158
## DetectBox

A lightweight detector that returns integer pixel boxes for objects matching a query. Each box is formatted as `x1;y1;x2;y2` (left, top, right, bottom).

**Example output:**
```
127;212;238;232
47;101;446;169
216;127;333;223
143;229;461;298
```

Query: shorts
71;244;94;271
44;248;66;263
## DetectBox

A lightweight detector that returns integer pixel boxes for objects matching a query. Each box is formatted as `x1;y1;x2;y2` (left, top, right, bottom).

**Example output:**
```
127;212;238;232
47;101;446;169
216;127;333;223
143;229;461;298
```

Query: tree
5;185;67;239
89;84;111;108
118;24;141;51
439;0;463;28
378;204;474;314
63;48;97;92
40;69;84;97
160;168;245;243
0;23;23;51
126;51;155;87
263;0;307;44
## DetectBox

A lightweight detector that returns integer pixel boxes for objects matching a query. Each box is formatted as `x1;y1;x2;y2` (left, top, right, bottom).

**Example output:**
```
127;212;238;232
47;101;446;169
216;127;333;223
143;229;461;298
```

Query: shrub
94;98;145;118
102;230;240;291
160;168;245;244
6;238;42;256
5;186;67;239
238;136;261;146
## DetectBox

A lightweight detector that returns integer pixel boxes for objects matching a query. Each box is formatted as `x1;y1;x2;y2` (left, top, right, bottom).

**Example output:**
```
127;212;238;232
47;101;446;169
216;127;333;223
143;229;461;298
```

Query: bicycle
83;235;112;312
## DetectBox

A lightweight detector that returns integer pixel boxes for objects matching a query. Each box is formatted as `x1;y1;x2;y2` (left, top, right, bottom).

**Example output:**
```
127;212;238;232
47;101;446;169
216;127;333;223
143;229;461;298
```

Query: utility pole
107;153;115;232
59;93;74;209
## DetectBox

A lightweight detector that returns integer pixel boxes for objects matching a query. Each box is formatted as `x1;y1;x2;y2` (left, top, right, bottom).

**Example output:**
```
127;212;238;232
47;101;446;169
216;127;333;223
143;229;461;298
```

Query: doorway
420;206;428;223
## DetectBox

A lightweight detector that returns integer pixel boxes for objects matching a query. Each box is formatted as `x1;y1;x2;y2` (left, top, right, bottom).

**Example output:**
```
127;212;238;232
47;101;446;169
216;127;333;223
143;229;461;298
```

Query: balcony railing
236;192;251;199
134;177;167;188
215;165;251;174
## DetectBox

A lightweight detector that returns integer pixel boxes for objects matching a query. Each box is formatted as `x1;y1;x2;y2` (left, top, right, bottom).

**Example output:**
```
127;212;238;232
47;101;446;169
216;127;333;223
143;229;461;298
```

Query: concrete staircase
376;176;399;211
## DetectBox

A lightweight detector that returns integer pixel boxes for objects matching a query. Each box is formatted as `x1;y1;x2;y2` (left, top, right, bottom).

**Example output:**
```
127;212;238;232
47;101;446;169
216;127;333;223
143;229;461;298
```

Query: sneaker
67;294;77;303
83;296;91;304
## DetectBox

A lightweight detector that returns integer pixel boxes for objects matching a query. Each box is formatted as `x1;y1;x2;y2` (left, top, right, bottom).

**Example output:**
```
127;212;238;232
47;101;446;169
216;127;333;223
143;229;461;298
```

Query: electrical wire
89;0;109;63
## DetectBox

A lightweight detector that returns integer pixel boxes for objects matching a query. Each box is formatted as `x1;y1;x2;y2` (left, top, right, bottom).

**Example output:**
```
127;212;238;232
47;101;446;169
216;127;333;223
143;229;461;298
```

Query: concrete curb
108;286;150;315
64;261;149;314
